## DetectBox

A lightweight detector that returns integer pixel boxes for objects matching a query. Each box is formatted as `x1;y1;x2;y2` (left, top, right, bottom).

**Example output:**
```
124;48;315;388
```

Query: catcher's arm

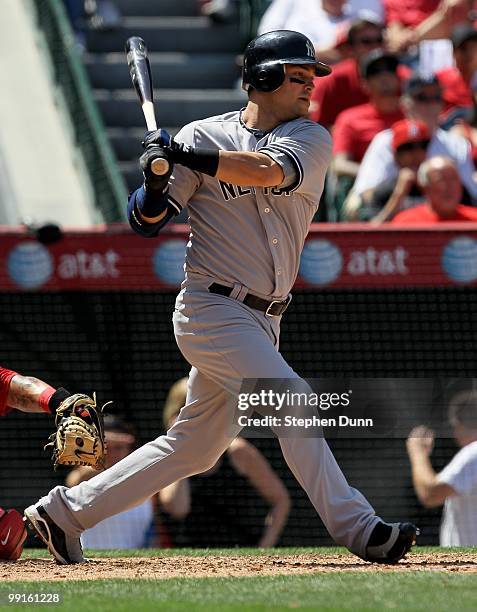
1;365;72;415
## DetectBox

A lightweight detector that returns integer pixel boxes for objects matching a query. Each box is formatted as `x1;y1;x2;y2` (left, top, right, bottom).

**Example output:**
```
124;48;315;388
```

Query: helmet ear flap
248;63;285;92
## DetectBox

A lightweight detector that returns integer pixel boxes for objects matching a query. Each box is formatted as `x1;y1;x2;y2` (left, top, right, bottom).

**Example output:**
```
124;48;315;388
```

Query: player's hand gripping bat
125;36;170;176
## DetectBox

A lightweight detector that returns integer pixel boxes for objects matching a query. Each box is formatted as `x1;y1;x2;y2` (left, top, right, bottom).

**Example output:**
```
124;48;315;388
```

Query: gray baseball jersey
37;110;383;558
169;110;331;298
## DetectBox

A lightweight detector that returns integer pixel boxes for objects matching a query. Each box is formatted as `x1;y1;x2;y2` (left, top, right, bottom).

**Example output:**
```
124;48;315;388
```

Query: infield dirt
2;552;477;581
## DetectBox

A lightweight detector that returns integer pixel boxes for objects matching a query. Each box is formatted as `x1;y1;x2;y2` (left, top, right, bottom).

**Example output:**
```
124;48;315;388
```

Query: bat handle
151;157;170;175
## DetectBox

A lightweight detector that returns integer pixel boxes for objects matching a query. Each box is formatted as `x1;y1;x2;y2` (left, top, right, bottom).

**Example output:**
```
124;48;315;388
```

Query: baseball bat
125;36;170;176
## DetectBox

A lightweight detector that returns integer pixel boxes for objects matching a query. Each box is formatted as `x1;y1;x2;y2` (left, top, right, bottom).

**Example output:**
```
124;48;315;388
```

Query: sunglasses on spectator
355;36;384;45
411;93;442;103
396;140;430;152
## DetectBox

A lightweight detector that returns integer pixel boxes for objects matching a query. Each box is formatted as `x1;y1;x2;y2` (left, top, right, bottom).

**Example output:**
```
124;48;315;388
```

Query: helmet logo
306;40;315;59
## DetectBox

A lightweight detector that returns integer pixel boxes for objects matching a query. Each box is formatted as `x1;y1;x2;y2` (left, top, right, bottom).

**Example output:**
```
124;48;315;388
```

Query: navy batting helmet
242;30;331;93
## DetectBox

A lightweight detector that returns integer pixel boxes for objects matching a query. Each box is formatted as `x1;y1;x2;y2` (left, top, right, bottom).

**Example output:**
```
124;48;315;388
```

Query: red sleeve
384;0;439;27
309;76;333;125
383;0;400;24
332;111;355;156
0;367;18;417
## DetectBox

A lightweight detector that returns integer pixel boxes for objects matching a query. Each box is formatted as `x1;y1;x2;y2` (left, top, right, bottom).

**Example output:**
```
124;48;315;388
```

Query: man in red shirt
310;17;390;127
437;24;477;121
384;0;439;29
332;50;404;179
392;156;477;223
384;0;472;53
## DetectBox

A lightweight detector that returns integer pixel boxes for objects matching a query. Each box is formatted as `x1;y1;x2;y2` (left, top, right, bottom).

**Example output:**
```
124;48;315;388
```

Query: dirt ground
2;552;477;581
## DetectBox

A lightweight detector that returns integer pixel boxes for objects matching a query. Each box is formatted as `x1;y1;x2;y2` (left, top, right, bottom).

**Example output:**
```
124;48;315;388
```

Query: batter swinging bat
125;36;170;176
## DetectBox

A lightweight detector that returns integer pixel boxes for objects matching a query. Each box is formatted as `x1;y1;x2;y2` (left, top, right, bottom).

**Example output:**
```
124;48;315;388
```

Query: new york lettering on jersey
167;111;331;298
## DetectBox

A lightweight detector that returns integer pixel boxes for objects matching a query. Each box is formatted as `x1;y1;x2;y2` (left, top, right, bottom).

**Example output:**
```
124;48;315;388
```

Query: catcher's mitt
44;393;109;470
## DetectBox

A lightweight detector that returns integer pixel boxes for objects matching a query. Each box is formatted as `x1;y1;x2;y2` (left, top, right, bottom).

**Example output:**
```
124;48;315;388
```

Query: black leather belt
208;282;291;317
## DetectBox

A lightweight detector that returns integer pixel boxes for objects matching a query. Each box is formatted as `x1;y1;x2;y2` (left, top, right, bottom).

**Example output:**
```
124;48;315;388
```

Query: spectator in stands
450;75;477;167
385;0;474;54
310;17;411;128
438;24;477;122
158;378;291;548
332;50;404;181
258;0;384;63
406;390;477;545
392;156;477;223
348;119;430;222
67;416;157;549
199;0;239;23
345;72;477;212
63;0;121;50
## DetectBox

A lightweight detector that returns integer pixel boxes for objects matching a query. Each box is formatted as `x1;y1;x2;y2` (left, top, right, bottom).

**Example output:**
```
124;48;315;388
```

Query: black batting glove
143;130;220;177
142;130;190;166
139;145;173;191
140;128;174;191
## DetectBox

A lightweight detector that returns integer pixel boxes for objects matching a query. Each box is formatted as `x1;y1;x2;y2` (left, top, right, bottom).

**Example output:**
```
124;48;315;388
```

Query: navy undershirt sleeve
127;186;176;238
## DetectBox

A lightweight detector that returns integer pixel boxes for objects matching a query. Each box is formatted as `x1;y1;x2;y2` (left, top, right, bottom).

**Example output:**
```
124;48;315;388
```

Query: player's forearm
216;151;284;187
258;497;291;548
127;187;174;237
408;451;440;506
7;375;55;413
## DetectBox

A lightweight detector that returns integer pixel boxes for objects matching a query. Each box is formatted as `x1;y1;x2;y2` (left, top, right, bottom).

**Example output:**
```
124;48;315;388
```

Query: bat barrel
125;36;154;105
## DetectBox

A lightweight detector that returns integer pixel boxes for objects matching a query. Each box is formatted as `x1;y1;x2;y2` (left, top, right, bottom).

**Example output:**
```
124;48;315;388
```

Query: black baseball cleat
364;522;418;564
24;504;85;564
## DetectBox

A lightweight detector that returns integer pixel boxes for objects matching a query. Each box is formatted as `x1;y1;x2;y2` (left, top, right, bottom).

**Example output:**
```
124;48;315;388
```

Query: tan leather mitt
45;393;108;470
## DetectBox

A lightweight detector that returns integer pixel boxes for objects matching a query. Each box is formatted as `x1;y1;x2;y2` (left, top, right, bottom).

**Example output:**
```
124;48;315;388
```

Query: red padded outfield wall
1;224;477;291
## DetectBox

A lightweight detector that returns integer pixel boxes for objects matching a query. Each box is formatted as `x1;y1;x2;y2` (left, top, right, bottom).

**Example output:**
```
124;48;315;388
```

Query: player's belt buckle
265;295;292;317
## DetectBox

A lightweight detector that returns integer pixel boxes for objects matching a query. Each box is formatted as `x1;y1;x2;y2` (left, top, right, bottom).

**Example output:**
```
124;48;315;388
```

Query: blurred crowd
257;0;477;222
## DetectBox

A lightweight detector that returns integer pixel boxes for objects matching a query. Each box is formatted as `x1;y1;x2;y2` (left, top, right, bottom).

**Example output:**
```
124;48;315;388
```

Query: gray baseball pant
38;273;380;557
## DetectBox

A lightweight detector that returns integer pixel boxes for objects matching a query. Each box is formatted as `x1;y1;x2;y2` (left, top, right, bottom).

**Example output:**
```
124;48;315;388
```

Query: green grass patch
0;573;475;612
2;548;474;611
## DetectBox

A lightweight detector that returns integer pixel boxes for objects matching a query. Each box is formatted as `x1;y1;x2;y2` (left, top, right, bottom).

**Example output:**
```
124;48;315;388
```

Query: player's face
274;65;316;120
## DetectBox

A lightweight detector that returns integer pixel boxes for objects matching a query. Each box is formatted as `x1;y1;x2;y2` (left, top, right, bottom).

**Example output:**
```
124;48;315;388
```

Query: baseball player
24;30;417;564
